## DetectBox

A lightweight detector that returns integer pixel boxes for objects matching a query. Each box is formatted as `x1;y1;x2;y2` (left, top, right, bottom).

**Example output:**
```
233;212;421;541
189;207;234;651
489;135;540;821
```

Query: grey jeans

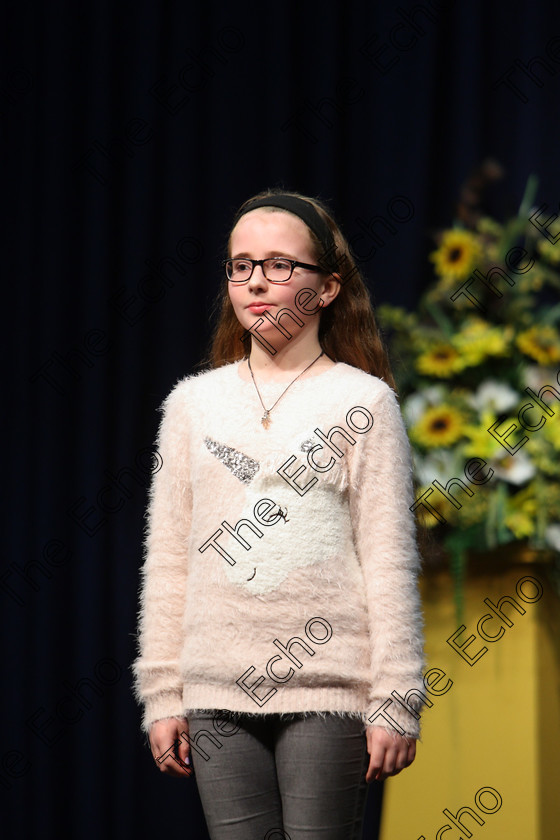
186;711;371;840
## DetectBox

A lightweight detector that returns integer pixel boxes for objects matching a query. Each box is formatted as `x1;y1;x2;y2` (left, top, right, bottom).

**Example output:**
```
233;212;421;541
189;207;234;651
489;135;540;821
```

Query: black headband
234;195;338;271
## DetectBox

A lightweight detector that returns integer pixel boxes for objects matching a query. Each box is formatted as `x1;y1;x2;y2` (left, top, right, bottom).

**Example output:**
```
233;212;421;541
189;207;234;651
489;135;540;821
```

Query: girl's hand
149;716;193;778
365;725;416;782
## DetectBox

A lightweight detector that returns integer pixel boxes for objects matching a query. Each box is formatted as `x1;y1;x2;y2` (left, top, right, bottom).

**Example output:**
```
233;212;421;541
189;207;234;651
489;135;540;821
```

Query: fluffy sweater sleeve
348;385;426;737
132;385;192;731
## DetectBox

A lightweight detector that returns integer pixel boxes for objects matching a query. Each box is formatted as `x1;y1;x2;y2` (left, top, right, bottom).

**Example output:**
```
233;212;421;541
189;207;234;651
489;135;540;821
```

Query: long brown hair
204;188;397;392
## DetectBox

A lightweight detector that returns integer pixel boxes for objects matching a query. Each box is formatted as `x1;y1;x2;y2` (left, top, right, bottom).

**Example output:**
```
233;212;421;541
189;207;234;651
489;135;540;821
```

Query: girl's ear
320;273;342;308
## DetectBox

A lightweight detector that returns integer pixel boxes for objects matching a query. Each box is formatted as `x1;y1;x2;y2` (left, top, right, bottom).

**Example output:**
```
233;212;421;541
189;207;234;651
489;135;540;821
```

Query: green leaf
495;482;510;543
518;174;539;220
422;300;455;340
540;303;560;325
495;174;539;259
485;486;499;548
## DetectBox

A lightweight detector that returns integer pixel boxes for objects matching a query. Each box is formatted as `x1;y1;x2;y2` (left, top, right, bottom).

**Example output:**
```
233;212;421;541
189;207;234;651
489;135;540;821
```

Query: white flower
493;452;536;485
403;386;446;427
544;524;560;551
522;365;557;392
423;385;447;405
403;394;427;427
468;380;519;414
412;449;460;486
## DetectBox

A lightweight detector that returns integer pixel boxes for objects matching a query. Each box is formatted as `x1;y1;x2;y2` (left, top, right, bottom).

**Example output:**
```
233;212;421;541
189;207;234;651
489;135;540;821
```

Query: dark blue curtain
5;0;560;837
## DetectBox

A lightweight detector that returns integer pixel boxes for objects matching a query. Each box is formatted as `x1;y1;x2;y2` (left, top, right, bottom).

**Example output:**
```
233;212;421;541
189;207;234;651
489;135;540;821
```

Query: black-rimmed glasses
223;257;325;283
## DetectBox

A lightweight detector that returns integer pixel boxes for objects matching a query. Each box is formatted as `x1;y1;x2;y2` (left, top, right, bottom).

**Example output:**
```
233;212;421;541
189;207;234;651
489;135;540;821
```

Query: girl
133;189;425;840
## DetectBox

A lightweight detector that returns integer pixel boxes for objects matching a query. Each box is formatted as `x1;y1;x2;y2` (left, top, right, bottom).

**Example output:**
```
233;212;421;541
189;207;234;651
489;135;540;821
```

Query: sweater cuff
365;697;421;739
140;689;186;734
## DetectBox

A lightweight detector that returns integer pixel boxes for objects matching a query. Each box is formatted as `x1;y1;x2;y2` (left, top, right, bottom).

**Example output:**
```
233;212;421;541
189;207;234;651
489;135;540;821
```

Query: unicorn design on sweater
201;432;354;595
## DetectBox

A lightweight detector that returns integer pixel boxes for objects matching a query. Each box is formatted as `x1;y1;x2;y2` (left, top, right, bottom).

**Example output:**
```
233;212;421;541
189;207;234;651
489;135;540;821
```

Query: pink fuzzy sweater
132;360;425;737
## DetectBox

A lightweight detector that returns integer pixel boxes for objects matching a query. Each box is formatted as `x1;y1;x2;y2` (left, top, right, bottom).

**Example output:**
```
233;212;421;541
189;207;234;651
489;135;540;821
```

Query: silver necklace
247;351;324;428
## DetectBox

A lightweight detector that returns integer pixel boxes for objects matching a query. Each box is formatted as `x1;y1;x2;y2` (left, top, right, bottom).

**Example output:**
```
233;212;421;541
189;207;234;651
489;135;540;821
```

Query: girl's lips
247;303;273;312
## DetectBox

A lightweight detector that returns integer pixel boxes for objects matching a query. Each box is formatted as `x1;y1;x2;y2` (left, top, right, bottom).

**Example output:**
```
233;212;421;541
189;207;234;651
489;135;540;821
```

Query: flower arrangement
377;168;560;610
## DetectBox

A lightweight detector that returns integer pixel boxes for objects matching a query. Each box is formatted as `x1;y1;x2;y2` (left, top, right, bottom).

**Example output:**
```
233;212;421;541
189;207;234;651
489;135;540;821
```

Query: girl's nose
247;264;268;290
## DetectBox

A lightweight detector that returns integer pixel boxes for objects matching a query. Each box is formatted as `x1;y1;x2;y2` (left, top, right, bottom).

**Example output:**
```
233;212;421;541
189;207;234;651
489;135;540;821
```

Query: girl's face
228;209;337;340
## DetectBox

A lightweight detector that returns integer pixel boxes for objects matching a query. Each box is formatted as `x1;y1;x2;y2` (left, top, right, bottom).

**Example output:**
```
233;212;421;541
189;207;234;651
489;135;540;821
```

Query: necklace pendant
248;350;323;430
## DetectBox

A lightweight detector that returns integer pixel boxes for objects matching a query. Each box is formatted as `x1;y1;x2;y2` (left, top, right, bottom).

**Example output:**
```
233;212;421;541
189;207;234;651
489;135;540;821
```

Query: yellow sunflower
516;325;560;366
411;405;465;448
416;344;465;378
452;318;512;366
430;230;482;281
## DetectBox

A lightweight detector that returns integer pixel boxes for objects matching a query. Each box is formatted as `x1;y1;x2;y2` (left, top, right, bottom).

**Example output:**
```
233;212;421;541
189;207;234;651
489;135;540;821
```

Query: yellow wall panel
380;561;558;840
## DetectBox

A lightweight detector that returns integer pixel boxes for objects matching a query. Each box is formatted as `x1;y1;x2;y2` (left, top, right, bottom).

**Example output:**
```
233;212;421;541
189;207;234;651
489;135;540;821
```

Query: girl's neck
245;338;335;384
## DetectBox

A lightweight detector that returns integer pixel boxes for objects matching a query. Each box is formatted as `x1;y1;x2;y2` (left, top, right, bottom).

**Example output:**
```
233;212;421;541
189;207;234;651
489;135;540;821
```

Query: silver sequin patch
204;438;260;484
